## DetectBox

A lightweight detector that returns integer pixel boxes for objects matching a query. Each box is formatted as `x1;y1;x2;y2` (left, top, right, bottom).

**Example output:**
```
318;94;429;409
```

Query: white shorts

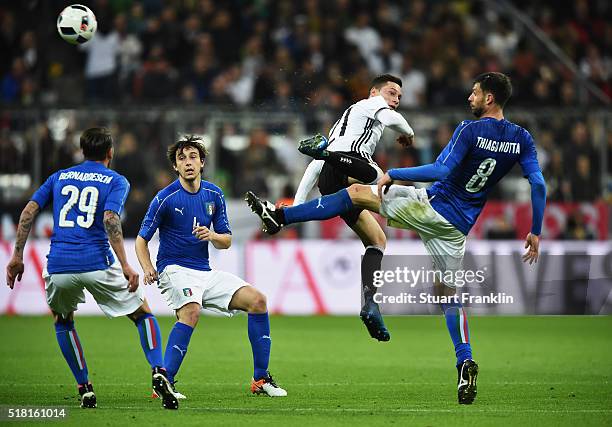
44;262;145;318
158;265;249;316
376;185;467;288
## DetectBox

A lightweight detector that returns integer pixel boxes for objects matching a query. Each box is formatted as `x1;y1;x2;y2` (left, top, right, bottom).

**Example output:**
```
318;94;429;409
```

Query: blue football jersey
138;180;231;273
428;117;541;235
31;160;130;274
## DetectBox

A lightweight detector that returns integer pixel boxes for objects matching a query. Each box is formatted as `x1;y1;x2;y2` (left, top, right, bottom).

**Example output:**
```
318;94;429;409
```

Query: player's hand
522;233;540;265
6;256;24;289
122;264;140;292
377;172;394;199
143;267;158;286
193;225;215;241
397;133;414;148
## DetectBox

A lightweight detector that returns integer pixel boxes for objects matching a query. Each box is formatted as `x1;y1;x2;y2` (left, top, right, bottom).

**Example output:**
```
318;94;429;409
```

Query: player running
292;74;415;342
135;136;287;399
246;72;547;404
5;128;178;410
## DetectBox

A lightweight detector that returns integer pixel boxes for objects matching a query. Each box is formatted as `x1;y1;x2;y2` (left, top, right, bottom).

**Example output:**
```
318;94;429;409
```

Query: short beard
471;106;484;118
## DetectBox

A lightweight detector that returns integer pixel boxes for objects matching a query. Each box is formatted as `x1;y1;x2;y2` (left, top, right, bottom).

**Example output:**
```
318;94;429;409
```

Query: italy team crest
205;202;215;216
183;288;193;297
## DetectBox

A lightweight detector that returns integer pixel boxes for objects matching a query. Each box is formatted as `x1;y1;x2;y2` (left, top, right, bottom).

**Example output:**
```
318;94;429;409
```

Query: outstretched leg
299;134;382;184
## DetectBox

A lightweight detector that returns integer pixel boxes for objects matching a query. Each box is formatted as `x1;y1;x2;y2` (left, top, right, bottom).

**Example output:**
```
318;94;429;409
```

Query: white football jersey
326;95;390;161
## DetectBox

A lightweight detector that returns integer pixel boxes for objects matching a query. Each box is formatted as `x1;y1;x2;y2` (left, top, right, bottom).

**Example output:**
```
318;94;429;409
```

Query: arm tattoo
14;201;40;258
103;211;123;244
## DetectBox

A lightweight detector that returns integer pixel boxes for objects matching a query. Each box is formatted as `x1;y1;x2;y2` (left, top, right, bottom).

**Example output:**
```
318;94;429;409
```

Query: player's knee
249;291;267;314
53;311;74;325
177;303;201;326
347;183;372;202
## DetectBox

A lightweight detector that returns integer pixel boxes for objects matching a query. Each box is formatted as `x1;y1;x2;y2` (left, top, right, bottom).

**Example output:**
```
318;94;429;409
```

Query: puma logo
316;198;324;209
175;207;184;215
261;335;271;340
173;345;186;356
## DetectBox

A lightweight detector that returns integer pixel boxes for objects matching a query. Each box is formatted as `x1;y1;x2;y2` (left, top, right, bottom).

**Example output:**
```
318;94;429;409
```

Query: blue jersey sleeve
212;190;231;234
104;176;130;215
138;193;166;241
30;173;57;209
519;131;541;176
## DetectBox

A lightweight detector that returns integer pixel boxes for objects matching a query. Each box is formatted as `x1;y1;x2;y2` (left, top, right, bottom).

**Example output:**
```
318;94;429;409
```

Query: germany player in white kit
292;74;415;341
135;136;286;399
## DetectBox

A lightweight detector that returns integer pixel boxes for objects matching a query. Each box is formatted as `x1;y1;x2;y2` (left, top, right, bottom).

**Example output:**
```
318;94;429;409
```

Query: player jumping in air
135;136;287;399
5;128;178;410
246;72;547;404
292;74;415;342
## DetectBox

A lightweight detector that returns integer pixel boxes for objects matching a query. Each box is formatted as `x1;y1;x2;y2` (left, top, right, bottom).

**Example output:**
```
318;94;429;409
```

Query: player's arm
6;201;40;289
135;192;166;285
520;131;547;264
293;159;324;205
6;172;56;288
376;108;415;147
379;122;474;196
135;235;157;285
104;177;138;291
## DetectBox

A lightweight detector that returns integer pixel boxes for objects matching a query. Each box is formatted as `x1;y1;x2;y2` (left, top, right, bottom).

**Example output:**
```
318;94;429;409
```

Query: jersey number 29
58;185;99;228
465;158;496;193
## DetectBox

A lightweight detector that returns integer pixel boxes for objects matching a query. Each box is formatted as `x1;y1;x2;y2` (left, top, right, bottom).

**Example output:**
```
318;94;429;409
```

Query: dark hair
474;72;512;108
167;135;208;169
370;74;402;90
80;127;113;160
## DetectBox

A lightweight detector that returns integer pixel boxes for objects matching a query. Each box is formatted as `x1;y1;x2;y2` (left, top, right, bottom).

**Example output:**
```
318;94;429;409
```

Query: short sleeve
31;173;57;209
104;175;130;215
138;193;166;241
519;131;541;176
212;190;231;235
435;121;474;171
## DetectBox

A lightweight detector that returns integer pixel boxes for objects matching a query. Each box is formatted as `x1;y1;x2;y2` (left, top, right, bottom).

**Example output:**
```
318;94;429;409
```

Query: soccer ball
57;4;97;45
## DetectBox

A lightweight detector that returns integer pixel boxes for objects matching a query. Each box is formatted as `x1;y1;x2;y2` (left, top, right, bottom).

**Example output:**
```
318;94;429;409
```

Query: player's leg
348;211;391;341
126;301;178;408
245;183;380;234
84;263;178;408
155;265;204;398
299;134;382;183
163;302;199;387
45;272;96;408
424;235;477;405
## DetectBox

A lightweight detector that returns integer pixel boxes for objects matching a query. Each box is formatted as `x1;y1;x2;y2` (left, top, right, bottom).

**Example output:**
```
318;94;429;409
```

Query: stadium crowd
0;0;609;239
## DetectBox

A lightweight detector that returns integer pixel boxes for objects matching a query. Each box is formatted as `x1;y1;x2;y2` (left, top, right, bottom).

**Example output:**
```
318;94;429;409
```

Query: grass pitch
0;315;610;426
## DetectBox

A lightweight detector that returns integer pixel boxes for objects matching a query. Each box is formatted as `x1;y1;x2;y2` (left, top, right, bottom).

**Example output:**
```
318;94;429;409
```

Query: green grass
0;316;611;426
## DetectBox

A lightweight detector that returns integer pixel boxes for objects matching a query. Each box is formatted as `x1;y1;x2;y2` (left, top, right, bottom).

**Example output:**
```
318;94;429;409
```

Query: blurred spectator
561;210;596;240
231;128;286;197
570;155;600;201
79;19;120;102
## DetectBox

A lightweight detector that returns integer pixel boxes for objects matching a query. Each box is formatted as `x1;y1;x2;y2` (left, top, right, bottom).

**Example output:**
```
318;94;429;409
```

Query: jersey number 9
58;185;99;228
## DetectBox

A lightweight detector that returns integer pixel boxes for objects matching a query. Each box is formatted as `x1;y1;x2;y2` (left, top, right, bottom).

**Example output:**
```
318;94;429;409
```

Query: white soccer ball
57;4;97;45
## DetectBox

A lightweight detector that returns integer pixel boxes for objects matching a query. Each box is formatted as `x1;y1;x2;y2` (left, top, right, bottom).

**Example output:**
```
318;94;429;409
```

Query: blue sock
163;322;194;383
134;314;163;369
248;313;271;380
284;189;353;224
440;302;473;366
55;321;89;385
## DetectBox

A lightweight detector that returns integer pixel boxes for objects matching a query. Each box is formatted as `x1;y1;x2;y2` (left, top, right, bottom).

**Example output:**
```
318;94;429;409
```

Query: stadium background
0;0;610;316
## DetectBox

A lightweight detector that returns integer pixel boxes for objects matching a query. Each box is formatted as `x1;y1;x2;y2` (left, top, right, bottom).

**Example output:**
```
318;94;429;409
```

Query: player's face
174;146;203;181
468;83;487;118
376;82;402;110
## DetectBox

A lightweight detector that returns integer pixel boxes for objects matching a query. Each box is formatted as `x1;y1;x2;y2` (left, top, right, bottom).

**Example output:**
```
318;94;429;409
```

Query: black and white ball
57;4;97;45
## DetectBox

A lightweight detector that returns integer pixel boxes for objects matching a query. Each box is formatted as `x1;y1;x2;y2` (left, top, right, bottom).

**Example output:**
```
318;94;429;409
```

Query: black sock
324;151;378;183
362;246;384;300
